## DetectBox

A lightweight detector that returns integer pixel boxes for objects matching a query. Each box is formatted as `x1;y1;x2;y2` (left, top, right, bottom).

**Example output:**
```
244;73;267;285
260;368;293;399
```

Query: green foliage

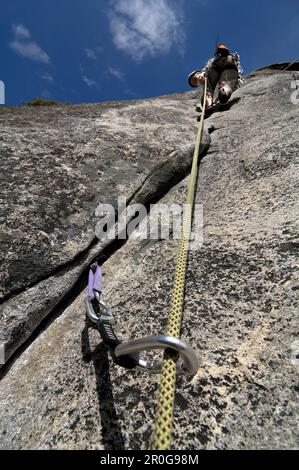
23;97;64;107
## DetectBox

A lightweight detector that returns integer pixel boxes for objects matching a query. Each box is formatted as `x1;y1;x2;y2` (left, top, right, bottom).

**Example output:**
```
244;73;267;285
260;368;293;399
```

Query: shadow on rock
197;97;241;122
81;320;125;450
218;96;241;111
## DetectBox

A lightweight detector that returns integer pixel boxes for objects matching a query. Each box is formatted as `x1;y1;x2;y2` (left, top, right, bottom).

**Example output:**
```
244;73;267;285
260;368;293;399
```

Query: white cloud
108;67;125;80
109;0;185;61
41;73;54;82
12;24;31;39
85;48;97;60
10;24;50;64
84;46;104;60
10;41;50;64
82;75;97;87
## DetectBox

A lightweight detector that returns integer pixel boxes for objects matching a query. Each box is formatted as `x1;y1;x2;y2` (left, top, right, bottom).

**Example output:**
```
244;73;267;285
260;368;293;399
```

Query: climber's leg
218;69;238;104
205;68;219;108
196;68;219;112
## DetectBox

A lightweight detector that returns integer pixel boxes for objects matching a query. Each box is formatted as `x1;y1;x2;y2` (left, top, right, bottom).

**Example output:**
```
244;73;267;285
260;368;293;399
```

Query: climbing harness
85;77;208;450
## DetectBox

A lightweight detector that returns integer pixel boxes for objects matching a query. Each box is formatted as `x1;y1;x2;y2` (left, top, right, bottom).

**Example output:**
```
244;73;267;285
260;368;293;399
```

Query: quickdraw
85;263;198;376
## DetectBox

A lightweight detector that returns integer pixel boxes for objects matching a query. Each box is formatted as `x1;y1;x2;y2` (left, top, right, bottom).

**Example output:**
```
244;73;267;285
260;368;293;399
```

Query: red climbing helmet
216;44;230;54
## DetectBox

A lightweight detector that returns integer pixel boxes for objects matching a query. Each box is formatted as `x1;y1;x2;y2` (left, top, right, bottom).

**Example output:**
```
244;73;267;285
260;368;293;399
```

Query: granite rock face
0;95;210;362
0;64;298;450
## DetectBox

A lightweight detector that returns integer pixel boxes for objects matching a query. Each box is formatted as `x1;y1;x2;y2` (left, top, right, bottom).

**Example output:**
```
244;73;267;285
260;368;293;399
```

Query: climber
188;44;244;114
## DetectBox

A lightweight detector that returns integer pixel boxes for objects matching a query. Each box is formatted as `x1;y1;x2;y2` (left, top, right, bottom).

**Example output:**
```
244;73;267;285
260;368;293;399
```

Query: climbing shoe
218;84;232;105
195;92;213;113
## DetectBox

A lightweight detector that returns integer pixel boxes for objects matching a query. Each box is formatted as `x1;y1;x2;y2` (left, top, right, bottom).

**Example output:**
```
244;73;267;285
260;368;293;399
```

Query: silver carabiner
84;296;113;324
85;266;198;375
114;335;198;376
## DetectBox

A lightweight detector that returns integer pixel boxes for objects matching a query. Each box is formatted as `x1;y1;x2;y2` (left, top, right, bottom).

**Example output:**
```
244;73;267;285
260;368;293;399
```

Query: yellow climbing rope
152;78;208;450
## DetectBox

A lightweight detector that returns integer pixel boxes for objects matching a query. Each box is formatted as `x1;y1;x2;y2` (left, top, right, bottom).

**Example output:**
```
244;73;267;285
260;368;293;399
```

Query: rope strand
151;78;208;450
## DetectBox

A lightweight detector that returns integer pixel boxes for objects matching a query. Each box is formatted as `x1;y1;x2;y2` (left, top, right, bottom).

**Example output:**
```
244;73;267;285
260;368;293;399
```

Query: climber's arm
188;70;205;87
202;57;216;76
188;57;215;87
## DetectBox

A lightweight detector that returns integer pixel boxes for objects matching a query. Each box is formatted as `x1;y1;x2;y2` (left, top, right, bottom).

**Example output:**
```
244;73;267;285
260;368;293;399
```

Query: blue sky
1;0;298;106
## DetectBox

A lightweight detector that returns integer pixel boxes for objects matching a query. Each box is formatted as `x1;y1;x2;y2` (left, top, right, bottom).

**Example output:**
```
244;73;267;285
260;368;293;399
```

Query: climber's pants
207;68;239;94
